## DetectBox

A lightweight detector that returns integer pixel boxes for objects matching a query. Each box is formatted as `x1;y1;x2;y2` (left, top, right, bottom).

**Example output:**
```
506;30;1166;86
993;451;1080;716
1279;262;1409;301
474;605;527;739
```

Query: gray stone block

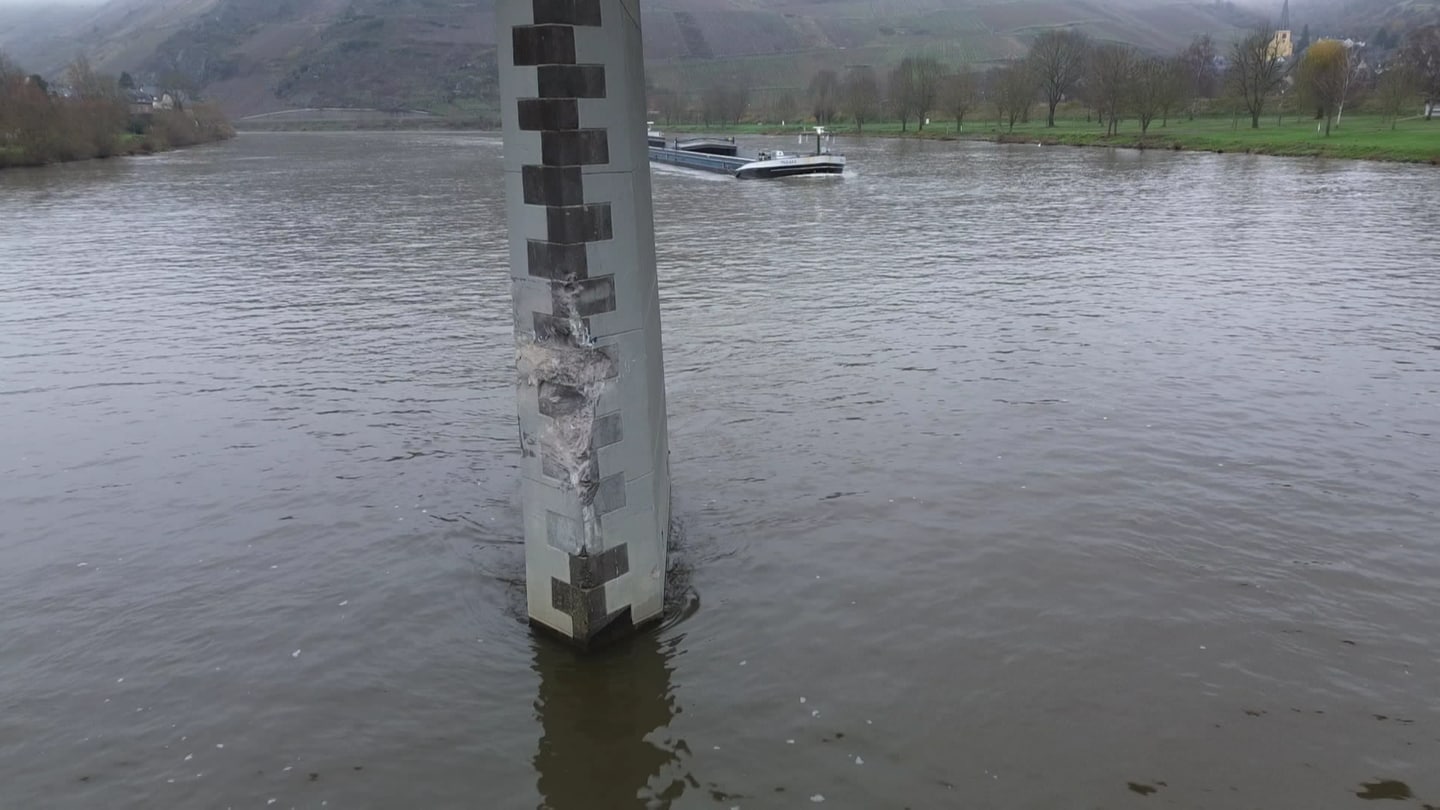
522;165;584;207
569;544;628;589
526;240;588;280
593;412;623;447
532;0;603;26
595;473;626;514
517;98;580;131
512;25;577;66
536;64;606;99
546;204;613;244
541;129;609;167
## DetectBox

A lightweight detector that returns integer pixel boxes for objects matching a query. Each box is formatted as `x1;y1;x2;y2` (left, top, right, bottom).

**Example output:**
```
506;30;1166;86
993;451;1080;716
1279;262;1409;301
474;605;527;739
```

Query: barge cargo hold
647;126;846;179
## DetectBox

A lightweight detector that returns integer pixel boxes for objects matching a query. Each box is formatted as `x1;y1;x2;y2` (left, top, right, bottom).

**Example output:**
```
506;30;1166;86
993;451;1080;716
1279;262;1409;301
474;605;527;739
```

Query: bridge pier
497;0;671;647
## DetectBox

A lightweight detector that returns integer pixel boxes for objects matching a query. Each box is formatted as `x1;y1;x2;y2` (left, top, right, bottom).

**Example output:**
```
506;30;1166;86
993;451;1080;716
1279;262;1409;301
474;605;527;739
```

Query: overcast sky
0;0;103;6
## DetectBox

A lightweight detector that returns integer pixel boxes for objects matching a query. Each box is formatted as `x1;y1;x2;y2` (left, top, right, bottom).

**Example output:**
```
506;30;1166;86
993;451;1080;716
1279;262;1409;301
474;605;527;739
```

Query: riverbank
662;113;1440;165
232;116;496;133
0;105;235;171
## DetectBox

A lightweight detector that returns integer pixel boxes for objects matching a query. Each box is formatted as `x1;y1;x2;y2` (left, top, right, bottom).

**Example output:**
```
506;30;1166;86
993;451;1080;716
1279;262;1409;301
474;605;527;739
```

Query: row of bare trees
1018;29;1256;132
974;23;1437;135
651;23;1438;133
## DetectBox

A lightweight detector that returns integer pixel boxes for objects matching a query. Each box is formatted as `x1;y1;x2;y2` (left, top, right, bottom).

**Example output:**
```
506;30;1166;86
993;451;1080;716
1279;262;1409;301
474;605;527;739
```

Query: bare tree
704;77;750;126
1376;65;1416;128
770;89;799;124
809;69;841;124
1400;25;1440;119
0;51;21;141
1131;56;1171;133
653;86;684;125
1229;25;1288;129
66;56;119;101
700;84;725;126
728;84;750;125
843;66;880;132
943;66;978;131
1027;29;1090;127
1180;34;1219;118
1090;44;1135;135
888;63;916;131
884;57;945;132
1160;57;1189;127
904;56;950;129
992;63;1035;132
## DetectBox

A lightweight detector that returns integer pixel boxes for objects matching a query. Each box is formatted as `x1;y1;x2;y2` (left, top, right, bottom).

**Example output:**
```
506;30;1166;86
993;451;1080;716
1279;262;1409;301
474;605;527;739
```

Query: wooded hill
0;0;1431;119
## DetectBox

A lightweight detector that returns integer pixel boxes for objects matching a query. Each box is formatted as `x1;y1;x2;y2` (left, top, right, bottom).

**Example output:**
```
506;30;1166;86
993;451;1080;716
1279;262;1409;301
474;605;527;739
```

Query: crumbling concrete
498;0;671;646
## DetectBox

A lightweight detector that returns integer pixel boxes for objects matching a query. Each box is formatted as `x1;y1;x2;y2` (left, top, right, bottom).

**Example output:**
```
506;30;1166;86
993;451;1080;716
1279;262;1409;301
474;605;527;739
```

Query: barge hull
647;147;747;176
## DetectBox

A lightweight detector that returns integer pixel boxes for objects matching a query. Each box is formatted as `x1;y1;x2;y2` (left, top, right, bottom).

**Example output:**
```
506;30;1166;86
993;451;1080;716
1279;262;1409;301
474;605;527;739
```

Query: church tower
1268;0;1294;59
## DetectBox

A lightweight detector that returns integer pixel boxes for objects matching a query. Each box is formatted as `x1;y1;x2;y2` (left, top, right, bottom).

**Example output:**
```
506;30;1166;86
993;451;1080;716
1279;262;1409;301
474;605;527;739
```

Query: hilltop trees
1399;25;1440;119
1229;25;1288;128
1028;29;1090;126
843;66;880;132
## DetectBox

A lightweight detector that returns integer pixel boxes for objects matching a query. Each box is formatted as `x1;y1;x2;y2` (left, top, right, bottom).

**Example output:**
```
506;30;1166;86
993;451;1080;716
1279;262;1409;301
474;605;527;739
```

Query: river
2;131;1439;809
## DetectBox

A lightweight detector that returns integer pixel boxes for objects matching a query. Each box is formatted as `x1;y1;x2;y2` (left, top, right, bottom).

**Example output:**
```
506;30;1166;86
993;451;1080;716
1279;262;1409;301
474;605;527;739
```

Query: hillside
0;0;1305;119
642;0;1265;100
1304;0;1440;38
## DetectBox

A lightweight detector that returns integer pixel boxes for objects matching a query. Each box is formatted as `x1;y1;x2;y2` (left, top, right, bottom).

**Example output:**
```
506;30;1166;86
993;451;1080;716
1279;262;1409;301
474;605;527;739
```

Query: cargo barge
647;126;846;179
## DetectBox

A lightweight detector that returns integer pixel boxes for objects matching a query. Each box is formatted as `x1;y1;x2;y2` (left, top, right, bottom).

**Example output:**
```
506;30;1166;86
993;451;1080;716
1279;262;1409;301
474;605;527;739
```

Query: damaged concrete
499;0;671;647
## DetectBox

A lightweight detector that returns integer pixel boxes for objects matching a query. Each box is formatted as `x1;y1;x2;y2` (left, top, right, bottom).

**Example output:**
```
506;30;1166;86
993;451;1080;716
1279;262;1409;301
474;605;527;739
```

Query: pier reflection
532;631;681;809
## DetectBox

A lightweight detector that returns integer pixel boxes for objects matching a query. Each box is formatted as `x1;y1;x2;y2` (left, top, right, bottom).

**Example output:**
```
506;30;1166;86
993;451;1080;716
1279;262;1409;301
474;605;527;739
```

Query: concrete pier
498;0;671;646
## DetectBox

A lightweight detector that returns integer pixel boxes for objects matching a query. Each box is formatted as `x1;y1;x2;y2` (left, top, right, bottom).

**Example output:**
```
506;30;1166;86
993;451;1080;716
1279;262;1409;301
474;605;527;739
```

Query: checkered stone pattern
499;0;671;646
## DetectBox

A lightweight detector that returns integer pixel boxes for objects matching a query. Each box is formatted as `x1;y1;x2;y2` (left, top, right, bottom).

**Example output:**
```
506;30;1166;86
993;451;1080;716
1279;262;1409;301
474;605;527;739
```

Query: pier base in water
498;0;671;647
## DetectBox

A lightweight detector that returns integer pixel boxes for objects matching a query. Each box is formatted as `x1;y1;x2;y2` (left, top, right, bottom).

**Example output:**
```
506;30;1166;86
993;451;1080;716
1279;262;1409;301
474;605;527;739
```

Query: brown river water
2;131;1439;809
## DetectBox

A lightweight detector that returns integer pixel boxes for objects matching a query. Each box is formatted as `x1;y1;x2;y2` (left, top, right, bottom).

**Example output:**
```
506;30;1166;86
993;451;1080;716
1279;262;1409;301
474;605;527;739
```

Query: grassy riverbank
663;113;1440;165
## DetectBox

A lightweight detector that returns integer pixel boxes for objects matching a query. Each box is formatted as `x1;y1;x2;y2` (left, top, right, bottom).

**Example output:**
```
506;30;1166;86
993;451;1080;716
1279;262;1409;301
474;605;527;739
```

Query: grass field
665;113;1440;165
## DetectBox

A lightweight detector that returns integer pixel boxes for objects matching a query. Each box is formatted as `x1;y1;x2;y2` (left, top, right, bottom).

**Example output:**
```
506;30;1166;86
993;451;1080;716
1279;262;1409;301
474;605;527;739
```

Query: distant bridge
236;107;437;122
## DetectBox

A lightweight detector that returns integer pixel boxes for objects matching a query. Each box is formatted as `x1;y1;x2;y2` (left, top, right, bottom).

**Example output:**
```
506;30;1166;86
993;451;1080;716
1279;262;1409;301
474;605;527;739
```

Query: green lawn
664;113;1440;164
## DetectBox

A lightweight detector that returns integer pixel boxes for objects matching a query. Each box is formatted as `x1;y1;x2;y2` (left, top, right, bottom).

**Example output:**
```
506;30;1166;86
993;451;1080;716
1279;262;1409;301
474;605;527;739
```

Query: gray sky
0;0;103;6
